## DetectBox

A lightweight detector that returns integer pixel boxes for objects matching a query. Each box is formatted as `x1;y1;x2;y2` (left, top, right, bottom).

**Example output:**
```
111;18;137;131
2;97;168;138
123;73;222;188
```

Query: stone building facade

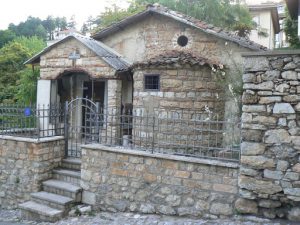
237;51;300;221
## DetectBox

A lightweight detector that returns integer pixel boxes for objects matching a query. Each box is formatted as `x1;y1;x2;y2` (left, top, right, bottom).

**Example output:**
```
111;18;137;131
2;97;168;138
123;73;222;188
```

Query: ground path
0;209;298;225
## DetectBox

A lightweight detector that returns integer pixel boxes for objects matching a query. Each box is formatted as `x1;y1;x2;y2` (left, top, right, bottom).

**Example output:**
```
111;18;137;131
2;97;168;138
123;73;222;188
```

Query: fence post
152;115;155;154
64;101;69;158
37;104;40;140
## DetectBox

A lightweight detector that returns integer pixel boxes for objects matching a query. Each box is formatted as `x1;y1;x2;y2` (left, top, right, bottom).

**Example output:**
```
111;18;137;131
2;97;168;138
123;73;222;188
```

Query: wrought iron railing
0;103;64;139
0;102;240;162
96;108;241;162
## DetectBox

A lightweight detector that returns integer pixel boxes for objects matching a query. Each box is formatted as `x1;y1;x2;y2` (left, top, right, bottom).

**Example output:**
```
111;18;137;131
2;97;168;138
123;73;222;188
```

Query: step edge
19;201;63;217
53;169;81;178
42;180;82;193
30;192;74;205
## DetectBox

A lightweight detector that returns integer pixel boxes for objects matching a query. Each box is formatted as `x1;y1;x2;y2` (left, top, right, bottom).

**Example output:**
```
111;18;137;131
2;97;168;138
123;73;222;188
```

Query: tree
67;15;77;29
284;8;300;48
0;36;45;103
42;16;56;40
0;29;16;48
81;23;89;35
8;17;47;40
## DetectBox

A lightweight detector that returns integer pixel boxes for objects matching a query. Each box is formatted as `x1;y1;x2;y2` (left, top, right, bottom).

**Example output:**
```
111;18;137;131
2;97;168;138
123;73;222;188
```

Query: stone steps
19;201;63;222
43;179;82;202
53;168;81;185
19;158;82;222
31;191;74;210
62;158;81;170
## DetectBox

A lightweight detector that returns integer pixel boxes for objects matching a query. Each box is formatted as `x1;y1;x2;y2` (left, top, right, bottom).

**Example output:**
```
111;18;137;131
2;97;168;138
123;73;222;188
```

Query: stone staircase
19;158;82;222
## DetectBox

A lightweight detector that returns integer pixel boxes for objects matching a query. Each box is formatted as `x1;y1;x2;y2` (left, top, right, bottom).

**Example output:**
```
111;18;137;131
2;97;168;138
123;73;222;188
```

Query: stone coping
82;144;240;168
242;50;300;57
0;135;64;143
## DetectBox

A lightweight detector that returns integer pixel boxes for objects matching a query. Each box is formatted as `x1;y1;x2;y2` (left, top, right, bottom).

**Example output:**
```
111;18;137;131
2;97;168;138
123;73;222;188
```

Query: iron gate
64;98;100;158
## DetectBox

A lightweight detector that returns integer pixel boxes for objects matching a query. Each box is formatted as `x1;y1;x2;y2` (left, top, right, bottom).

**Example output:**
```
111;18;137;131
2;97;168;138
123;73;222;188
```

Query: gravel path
0;209;297;225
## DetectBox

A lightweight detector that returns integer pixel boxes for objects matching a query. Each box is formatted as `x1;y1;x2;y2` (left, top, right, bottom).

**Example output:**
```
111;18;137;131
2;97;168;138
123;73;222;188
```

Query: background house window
144;74;160;91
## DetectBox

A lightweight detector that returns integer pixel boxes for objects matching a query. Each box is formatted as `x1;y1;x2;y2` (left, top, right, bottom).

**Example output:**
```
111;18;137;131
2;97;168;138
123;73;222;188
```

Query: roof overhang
286;0;299;19
286;0;300;39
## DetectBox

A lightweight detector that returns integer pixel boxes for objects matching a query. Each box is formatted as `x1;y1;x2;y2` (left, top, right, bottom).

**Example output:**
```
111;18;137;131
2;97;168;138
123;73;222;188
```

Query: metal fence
0;103;64;139
0;103;240;162
96;108;241;162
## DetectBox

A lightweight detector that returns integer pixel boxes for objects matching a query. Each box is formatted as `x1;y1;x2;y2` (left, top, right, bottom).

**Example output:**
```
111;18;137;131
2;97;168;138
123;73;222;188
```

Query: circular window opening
177;35;188;47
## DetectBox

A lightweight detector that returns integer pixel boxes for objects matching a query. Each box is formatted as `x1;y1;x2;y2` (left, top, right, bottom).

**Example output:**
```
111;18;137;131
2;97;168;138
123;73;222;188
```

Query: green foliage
93;3;144;33
0;36;45;103
94;0;253;37
284;8;300;48
0;30;17;48
9;17;47;40
16;68;39;104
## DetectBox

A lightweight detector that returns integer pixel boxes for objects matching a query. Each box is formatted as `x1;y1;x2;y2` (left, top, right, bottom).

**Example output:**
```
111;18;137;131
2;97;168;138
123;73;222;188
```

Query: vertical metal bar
151;115;155;154
64;101;69;158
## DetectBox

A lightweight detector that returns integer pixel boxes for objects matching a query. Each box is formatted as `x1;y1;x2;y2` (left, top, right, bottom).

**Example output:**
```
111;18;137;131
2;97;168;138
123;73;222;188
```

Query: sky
0;0;130;30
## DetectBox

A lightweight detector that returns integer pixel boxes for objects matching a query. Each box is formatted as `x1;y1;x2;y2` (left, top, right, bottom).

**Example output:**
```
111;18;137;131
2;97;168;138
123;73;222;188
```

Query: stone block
212;184;237;194
241;130;263;142
244;57;270;72
241;142;265;156
241;156;275;169
243;73;256;83
277;160;289;171
283;172;300;181
242;105;266;113
261;70;280;81
263;169;283;180
242;91;258;104
210;203;233;216
140;203;155;213
259;96;281;104
275;83;290;93
292;163;300;173
239;175;282;194
264;129;291;144
253;116;277;125
273;103;295;114
235;198;258;214
240;167;259;176
282;71;298;80
288;207;300;221
243;81;274;91
284;188;300;196
259;199;281;208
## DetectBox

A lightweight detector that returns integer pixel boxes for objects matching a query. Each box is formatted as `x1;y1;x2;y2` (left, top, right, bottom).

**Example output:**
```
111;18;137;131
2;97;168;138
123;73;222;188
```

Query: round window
177;35;188;47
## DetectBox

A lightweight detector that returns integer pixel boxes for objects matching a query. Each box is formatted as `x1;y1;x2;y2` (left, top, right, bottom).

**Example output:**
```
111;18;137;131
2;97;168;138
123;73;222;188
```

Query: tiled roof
93;4;267;51
133;51;221;68
24;34;131;71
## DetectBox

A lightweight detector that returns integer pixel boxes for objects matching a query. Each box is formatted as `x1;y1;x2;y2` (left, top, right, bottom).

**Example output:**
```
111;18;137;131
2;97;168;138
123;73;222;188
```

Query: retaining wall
238;51;300;221
0;136;65;208
81;144;239;218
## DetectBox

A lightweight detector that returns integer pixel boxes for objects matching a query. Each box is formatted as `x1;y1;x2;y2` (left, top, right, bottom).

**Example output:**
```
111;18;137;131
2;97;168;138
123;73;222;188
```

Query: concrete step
19;201;63;222
53;168;81;185
42;179;82;202
62;158;81;170
30;191;74;210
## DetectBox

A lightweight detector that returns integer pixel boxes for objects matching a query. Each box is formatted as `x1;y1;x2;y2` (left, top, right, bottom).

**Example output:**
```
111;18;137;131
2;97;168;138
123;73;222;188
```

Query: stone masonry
40;39;116;80
0;136;64;208
81;144;239;218
237;51;300;221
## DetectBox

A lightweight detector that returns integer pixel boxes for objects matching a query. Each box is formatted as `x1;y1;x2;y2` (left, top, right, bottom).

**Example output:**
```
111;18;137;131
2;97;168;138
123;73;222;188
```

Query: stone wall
133;66;223;115
0;136;64;208
81;144;239;218
238;51;300;221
